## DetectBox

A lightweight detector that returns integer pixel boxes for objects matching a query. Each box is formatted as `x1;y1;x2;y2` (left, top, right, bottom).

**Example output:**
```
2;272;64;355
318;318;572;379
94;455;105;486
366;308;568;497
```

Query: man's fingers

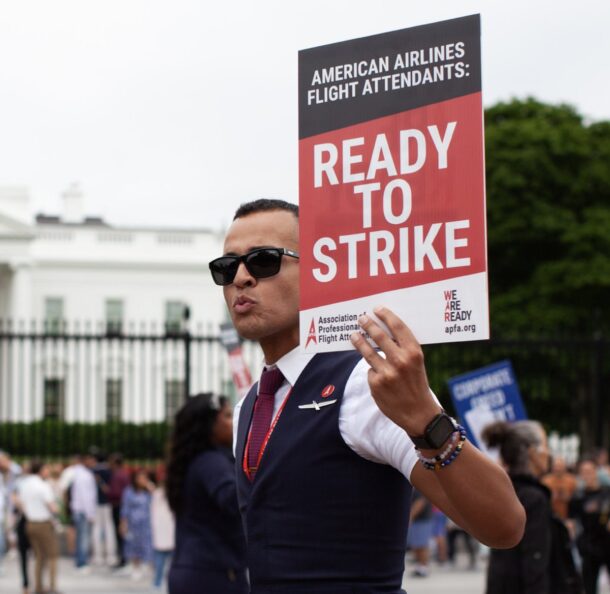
361;307;426;372
372;306;419;348
356;313;398;356
350;330;385;372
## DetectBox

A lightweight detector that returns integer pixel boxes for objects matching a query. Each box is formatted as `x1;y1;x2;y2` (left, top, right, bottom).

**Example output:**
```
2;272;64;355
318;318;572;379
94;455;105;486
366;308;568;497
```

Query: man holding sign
209;199;524;593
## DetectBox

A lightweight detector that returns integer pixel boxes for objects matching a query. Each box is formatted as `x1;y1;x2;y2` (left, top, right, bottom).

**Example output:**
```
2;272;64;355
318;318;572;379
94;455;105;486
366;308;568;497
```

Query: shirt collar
264;345;314;388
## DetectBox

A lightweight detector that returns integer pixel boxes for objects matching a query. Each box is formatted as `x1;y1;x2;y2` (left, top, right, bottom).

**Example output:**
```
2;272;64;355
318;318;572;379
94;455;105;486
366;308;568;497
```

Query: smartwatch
408;412;457;450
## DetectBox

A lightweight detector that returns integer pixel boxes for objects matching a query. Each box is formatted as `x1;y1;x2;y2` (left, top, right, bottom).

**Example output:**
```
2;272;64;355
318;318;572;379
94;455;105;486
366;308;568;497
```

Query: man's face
221;209;300;362
579;461;599;489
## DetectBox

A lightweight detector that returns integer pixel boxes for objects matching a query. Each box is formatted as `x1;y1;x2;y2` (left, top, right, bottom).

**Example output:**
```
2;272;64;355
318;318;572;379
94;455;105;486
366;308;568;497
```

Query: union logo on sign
305;318;317;347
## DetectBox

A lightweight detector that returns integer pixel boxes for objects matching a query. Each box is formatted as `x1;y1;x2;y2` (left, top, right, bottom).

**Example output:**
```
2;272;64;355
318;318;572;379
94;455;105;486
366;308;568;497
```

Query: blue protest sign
447;360;527;451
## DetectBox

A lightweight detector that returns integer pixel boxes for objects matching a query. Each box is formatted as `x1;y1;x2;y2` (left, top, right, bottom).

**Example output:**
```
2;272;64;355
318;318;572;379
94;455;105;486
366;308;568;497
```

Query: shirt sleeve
232;394;246;456
339;357;428;481
42;482;55;505
120;488;131;520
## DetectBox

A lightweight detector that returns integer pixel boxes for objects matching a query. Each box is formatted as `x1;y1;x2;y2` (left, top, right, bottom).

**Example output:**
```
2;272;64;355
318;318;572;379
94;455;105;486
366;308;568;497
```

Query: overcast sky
1;0;609;231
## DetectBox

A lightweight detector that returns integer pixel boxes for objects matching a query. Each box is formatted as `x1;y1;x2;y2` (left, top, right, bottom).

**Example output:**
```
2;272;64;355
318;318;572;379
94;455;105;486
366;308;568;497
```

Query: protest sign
219;322;253;397
447;360;528;452
298;15;488;352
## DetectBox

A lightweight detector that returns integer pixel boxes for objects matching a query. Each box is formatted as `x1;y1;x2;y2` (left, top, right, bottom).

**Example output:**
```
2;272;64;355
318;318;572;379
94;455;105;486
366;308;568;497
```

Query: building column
1;260;34;421
9;258;33;326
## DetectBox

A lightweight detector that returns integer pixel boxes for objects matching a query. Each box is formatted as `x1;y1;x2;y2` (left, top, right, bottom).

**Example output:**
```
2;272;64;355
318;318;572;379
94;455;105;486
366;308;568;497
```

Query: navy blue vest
236;352;411;594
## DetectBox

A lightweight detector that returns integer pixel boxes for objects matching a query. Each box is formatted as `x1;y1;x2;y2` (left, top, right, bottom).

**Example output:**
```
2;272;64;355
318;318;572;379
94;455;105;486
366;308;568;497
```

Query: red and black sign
298;15;488;349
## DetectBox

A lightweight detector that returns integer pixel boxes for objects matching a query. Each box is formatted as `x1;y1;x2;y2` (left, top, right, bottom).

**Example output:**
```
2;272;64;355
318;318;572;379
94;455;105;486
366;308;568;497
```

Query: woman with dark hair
166;393;247;594
482;420;582;594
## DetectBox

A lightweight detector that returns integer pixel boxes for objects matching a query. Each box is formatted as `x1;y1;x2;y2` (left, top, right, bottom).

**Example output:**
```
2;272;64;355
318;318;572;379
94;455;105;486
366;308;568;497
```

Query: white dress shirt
233;346;425;481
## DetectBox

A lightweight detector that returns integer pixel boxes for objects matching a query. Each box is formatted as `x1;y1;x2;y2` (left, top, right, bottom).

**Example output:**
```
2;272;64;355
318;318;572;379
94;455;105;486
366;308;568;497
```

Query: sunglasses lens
210;257;239;285
245;249;282;278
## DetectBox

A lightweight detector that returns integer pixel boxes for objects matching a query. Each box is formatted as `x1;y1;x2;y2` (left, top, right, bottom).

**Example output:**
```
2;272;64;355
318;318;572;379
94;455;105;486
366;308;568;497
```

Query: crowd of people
1;426;610;594
2;422;608;594
0;448;175;593
0;199;609;594
401;430;610;594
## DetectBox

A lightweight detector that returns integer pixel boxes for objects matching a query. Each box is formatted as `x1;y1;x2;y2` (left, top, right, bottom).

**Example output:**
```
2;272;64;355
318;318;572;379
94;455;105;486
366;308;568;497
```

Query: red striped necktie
247;367;285;478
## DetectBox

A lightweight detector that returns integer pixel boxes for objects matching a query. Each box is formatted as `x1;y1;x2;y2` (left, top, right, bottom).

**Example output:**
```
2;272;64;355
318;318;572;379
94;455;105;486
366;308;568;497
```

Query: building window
43;379;65;420
165;380;185;420
165;301;187;335
106;379;122;422
44;298;64;335
105;299;124;336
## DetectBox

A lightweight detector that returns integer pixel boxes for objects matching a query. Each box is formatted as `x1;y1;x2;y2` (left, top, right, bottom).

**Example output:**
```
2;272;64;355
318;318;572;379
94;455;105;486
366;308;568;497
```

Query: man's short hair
233;198;298;220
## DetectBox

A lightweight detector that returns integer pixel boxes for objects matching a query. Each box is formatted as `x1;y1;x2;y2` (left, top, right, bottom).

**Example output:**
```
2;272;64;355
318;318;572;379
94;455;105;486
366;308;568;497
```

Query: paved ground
0;553;484;594
0;552;608;594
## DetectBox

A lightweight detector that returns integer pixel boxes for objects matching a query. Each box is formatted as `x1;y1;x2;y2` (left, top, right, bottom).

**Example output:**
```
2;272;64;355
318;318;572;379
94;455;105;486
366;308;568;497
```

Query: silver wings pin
298;399;338;411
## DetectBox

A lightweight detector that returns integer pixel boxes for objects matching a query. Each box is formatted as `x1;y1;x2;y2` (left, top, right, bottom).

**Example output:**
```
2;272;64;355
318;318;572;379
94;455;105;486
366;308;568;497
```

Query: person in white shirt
69;454;97;571
211;199;526;592
58;455;79;556
12;468;32;594
0;450;22;575
16;461;59;594
150;480;175;590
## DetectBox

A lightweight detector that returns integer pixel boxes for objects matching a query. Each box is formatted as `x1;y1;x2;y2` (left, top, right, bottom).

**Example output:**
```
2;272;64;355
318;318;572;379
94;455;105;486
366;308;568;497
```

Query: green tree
485;98;610;336
426;99;609;451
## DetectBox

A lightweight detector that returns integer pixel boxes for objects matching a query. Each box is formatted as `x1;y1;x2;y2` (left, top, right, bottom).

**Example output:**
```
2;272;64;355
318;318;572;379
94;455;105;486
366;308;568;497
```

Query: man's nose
233;261;255;287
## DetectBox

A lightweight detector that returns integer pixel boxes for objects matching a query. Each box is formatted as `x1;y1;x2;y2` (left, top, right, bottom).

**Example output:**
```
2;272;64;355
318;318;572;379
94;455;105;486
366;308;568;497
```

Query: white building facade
0;186;261;424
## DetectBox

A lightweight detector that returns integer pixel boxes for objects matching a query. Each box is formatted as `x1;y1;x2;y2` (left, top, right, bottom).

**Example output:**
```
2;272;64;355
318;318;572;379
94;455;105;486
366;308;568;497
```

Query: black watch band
408;412;457;450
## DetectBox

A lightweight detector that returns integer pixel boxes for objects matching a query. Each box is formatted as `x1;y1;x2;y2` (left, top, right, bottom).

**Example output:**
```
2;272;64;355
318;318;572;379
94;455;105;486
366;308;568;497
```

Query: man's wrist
403;404;444;437
416;425;467;471
407;410;457;451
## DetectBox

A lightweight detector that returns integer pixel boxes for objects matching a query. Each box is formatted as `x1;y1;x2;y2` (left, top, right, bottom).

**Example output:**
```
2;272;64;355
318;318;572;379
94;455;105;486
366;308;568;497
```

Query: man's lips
233;295;256;314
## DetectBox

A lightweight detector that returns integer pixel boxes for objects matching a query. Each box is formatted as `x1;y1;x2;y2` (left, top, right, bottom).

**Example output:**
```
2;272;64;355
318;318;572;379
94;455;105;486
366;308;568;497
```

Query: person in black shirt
91;449;117;567
569;459;610;594
483;420;582;594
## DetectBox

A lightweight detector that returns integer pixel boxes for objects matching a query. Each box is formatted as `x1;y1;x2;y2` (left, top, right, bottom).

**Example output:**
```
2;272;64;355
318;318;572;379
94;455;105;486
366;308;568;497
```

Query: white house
0;185;261;424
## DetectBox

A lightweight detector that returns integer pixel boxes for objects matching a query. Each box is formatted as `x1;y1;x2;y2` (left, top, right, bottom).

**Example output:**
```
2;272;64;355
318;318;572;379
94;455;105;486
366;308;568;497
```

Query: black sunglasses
209;247;299;286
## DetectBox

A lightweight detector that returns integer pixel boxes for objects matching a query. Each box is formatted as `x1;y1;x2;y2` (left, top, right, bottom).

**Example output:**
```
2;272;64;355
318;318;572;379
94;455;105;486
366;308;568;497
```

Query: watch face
427;415;455;448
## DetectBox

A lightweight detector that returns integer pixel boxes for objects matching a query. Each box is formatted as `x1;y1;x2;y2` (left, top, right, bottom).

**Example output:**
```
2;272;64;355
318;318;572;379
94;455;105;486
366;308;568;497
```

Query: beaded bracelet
416;428;460;463
417;425;467;471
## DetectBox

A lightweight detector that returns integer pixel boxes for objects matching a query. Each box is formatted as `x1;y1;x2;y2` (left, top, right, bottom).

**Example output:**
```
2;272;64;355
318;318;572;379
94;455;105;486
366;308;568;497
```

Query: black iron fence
0;319;263;459
424;336;609;452
0;320;607;459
